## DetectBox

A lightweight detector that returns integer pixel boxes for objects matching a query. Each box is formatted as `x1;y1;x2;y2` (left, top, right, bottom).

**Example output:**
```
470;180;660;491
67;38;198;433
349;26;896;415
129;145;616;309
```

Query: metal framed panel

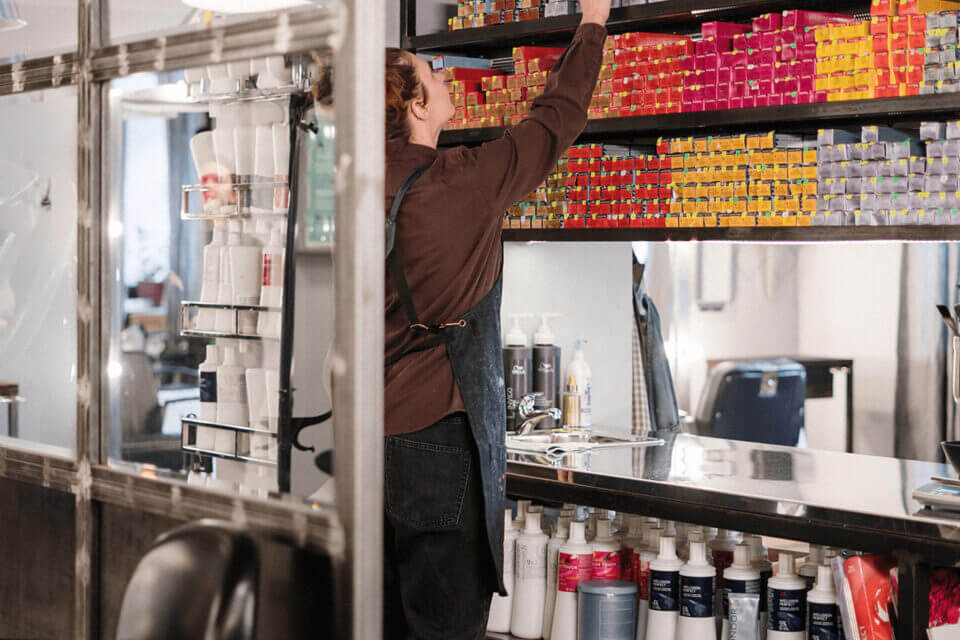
332;0;385;637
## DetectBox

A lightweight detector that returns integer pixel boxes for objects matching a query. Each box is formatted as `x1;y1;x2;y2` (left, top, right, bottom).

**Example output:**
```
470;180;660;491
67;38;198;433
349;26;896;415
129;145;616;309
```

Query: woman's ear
409;96;428;121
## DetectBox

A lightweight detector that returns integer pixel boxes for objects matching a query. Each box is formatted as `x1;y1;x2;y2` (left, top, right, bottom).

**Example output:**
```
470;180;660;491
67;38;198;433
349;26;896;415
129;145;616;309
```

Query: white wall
796;244;902;457
502;243;634;436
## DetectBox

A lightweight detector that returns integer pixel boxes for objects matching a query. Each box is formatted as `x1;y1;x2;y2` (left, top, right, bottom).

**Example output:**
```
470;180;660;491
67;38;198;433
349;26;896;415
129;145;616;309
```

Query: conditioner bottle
646;535;682;640
512;512;548;639
551;521;592;640
767;552;806;640
678;531;718;640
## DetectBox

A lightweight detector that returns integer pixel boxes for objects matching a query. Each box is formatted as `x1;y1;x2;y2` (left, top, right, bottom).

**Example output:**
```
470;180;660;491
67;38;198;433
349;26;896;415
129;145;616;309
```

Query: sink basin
506;429;663;457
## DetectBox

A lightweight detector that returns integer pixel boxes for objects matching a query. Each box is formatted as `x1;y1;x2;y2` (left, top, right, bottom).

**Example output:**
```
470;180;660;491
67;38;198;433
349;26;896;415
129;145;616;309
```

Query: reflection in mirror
640;241;960;462
0;87;77;455
106;58;330;499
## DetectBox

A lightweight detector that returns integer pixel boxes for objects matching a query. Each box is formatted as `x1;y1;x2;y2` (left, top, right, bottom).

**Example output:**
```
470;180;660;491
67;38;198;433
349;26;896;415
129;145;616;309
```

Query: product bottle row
490;500;939;639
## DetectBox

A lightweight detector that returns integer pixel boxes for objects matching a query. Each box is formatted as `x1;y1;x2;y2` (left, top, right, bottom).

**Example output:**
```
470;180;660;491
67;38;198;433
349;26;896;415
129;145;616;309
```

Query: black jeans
384;413;497;640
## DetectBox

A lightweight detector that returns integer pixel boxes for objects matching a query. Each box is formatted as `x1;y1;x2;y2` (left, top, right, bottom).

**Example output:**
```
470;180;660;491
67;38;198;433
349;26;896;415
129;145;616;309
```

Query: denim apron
386;164;508;595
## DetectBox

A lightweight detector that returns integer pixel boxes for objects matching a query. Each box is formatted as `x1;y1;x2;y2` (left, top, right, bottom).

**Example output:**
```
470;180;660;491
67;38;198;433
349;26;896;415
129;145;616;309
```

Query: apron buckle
410;319;467;334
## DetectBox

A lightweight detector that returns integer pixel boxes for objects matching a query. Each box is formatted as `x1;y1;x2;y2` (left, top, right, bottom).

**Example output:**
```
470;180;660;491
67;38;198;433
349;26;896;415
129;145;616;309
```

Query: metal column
333;1;386;639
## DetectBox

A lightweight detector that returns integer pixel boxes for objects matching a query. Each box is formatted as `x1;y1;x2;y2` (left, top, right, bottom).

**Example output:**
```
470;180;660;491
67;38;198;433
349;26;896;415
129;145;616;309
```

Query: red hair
385;48;424;141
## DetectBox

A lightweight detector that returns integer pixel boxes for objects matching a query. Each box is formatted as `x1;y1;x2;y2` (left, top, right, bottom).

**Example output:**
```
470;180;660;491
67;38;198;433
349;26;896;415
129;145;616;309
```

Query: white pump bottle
542;515;570;639
486;510;518;633
591;519;621;581
635;526;662;640
550;520;592;640
807;564;840;639
645;535;683;640
767;552;806;639
721;543;761;640
678;532;718;640
511;511;548;639
565;339;592;427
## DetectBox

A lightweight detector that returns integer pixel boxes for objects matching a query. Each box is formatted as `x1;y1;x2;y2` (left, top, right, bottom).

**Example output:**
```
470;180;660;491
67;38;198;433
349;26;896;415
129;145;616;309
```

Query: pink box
702;21;752;39
704;99;718;111
695;54;719;70
700;68;718;85
715;98;731;110
797;90;813;103
729;50;749;67
813;90;828;103
798;75;815;92
696;37;732;55
729;96;743;109
731;82;745;97
773;63;791;80
780;42;799;62
781;10;856;29
755;94;770;107
744;32;760;49
797;42;817;59
747;64;761;81
757;48;777;65
681;55;696;71
717;82;730;99
769;93;784;106
702;84;718;100
758;78;773;94
757;64;775;81
761;31;779;50
733;65;747;83
687;85;703;100
732;34;748;51
779;77;800;93
753;12;782;32
717;67;732;84
742;95;757;108
779;27;803;46
798;59;816;77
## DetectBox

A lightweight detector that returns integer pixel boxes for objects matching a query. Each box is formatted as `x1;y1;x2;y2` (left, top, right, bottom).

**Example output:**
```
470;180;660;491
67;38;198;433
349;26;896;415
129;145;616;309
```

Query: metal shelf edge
501;226;960;242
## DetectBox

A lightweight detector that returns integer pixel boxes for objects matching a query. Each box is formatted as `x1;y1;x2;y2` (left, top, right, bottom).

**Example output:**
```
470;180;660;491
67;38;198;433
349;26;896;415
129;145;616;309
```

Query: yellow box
678;215;697;228
815;26;832;43
797;213;812;226
803;149;818;164
695;139;708;153
789;182;804;196
815;76;830;91
802;166;818;180
774;182;789;197
788;166;804;181
772;150;788;165
670;201;683;214
758;214;777;227
665;216;680;228
701;214;718;227
733;183;748;198
802;197;817;212
787;150;803;165
802;181;819;196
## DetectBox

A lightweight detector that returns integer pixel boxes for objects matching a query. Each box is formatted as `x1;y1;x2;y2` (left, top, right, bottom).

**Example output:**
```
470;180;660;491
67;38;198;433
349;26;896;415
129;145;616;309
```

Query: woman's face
409;53;455;129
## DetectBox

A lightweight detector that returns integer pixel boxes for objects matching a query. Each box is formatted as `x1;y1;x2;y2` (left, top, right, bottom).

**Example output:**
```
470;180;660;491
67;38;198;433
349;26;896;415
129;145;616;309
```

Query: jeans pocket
385;436;471;532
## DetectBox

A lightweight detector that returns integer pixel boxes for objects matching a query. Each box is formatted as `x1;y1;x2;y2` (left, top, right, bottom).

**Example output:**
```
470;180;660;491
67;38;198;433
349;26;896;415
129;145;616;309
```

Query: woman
383;2;610;637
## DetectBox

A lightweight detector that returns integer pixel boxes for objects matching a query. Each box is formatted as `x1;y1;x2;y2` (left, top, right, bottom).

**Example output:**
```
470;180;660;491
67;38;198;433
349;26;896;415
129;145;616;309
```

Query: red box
870;17;891;35
512;46;563;62
798;42;818;59
907;49;923;66
732;33;748;51
908;32;925;49
702;21;752;39
444;68;503;84
909;14;926;32
814;90;828;102
782;10;857;29
753;12;782;32
717;67;732;85
755;94;770;107
729;96;743;109
891;16;909;33
768;92;784;106
870;0;895;16
696;37;732;55
715;97;731;110
695;54;720;70
703;99;718;111
761;31;779;50
797;90;813;103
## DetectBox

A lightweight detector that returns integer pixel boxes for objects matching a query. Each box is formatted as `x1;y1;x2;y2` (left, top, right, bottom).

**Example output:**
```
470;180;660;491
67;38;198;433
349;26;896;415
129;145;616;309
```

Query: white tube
205;63;232;95
233;120;256;215
212;104;238;214
487;510;518;633
245;368;268;456
257;225;284;338
229;234;263;327
646;535;682;640
215;221;242;333
265;368;279;433
197;344;219;450
183;66;205;98
253;125;275;213
551;521;592;640
272;122;290;214
511;512;548;639
197;220;226;330
190;131;220;213
215;342;247;451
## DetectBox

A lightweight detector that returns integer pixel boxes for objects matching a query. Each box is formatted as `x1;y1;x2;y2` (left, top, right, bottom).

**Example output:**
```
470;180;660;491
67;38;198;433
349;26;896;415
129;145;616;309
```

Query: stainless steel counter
507;431;960;561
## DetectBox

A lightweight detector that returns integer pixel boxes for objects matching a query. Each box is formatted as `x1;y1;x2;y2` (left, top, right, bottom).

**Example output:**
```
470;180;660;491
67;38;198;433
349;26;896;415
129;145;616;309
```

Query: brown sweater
384;23;606;436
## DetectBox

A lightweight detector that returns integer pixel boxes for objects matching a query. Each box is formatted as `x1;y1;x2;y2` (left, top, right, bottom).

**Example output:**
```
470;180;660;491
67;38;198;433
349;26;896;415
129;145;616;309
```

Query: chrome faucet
515;393;562;435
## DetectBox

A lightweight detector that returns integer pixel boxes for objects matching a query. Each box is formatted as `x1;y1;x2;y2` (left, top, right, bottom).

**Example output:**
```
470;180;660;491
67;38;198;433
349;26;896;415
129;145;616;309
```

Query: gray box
921;121;946;141
862;126;911;143
910;156;927;173
909;174;927;191
947;121;960;139
928;140;947;156
885;140;924;160
921;81;939;95
818;129;859;146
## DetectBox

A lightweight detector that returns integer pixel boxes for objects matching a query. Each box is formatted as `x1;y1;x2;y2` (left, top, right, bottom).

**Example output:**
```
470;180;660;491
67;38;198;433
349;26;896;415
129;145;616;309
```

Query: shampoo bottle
197;344;219;450
272;121;291;213
197;221;227;331
679;531;718;640
215;221;242;333
798;545;823;591
511;511;548;639
646;535;683;640
543;515;570;639
515;499;532;530
591;519;621;581
230;222;264;336
721;543;761;640
487;510;518;633
767;552;806;639
620;515;646;586
746;533;773;634
502;314;533;432
532;313;562;428
807;564;840;640
566;339;592;428
561;375;582;428
635;527;662;640
551;521;593;640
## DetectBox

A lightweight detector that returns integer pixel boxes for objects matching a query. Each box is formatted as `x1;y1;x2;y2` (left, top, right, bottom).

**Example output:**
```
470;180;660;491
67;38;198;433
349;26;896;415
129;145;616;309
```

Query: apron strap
385;161;467;368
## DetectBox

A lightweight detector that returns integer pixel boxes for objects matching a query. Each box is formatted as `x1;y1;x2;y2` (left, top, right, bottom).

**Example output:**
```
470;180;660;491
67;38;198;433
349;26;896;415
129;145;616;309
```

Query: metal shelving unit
440;93;960;147
502;225;960;242
402;0;863;54
180;416;277;466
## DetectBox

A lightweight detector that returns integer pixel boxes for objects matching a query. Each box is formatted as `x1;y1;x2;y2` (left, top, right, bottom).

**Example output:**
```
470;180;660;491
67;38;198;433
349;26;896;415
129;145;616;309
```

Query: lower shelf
502;225;960;243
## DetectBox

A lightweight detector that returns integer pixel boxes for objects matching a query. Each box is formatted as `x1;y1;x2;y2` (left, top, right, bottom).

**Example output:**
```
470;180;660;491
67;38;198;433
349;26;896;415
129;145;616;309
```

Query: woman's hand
580;0;612;26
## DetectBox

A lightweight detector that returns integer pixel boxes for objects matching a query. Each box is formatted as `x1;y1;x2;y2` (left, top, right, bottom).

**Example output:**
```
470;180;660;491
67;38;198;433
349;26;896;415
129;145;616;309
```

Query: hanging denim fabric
634;279;680;435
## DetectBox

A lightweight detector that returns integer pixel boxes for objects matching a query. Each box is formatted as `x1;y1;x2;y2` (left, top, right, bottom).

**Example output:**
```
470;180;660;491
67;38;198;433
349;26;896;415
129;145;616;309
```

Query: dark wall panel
0;477;75;639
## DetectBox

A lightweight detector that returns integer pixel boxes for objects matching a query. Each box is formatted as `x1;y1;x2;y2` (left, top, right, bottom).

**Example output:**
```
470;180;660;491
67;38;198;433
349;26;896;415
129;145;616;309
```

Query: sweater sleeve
445;23;606;213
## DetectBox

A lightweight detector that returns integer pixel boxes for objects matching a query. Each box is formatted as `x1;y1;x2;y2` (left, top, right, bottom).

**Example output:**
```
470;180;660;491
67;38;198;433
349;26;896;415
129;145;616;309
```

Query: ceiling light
181;0;311;14
0;0;26;31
